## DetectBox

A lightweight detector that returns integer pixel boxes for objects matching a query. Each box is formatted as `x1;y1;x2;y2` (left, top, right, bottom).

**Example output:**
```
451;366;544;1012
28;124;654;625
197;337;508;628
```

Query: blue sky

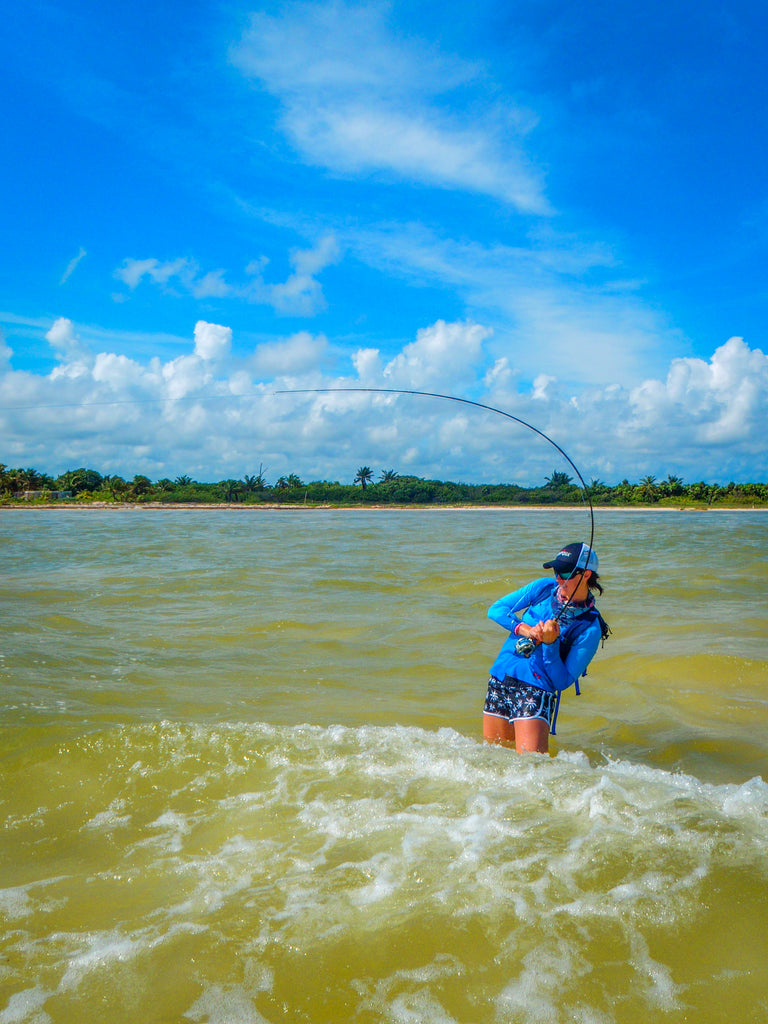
1;0;767;485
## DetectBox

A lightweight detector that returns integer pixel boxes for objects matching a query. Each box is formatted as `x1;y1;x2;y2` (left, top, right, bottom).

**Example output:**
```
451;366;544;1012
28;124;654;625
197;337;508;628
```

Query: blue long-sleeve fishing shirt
488;577;602;694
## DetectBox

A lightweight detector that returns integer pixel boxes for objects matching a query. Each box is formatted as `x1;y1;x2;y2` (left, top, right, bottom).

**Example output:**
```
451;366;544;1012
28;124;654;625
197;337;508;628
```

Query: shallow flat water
1;509;767;1023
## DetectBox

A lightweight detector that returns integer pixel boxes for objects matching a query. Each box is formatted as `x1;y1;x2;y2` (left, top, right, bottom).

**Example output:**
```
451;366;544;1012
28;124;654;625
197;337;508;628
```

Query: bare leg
483;714;550;753
483;713;515;747
512;717;550;754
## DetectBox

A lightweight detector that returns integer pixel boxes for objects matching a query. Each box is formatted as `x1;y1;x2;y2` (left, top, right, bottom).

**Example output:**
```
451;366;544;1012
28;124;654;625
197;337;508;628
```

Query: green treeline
3;464;768;507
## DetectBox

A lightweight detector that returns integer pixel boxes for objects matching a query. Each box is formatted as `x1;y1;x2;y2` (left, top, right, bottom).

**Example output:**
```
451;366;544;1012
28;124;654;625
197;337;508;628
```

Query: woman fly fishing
483;542;609;753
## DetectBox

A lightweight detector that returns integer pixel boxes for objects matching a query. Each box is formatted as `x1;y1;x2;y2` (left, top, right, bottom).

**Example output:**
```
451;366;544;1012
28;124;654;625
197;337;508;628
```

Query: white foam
348;853;398;906
83;799;131;831
386;990;460;1023
0;987;52;1024
148;810;191;832
353;956;465;1023
129;809;193;853
496;942;576;1024
721;774;768;818
183;985;272;1024
6;720;768;1021
629;933;680;1010
0;887;32;921
59;931;139;991
0;878;69;923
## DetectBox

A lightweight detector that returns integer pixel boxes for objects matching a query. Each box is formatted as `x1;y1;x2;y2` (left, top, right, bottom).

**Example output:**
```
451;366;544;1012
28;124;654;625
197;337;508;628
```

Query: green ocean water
1;508;767;1023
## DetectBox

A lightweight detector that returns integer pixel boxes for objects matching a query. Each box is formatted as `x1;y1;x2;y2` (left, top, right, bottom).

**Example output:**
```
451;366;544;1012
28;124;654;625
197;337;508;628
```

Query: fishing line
273;386;596;636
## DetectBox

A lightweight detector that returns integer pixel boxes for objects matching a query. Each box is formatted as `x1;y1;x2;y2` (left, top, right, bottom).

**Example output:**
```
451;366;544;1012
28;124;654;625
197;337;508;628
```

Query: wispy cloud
256;234;341;315
231;2;549;213
114;235;340;316
0;328;12;365
60;247;87;285
344;221;678;386
115;257;192;291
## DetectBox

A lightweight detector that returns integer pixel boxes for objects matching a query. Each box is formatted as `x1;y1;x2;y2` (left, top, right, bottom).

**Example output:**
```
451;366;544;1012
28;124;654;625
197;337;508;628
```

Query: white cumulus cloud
1;317;766;485
629;337;768;449
92;352;147;389
382;319;492;389
47;317;93;379
161;354;210;401
194;321;232;361
252;330;329;376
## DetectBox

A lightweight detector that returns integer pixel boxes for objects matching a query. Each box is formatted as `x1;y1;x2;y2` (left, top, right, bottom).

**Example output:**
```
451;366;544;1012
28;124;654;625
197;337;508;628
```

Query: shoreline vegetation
2;464;768;510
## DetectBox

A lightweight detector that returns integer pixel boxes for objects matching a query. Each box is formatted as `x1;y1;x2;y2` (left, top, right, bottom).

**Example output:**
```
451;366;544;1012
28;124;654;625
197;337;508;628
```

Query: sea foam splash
2;721;768;1023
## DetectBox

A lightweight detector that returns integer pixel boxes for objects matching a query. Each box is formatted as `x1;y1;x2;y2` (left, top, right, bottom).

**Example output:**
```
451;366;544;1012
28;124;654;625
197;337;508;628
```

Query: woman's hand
530;619;561;645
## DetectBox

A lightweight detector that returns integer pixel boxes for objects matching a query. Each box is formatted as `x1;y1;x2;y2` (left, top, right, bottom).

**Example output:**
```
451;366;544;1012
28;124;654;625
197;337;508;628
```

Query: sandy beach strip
2;502;766;512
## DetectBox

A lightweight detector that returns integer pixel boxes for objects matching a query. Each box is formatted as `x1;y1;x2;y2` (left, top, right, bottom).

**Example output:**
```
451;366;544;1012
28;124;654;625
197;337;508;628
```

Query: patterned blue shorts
483;676;557;729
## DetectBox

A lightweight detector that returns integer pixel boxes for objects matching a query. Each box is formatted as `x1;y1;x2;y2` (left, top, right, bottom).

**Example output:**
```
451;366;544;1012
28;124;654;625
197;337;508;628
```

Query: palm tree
219;479;245;502
243;464;266;492
380;469;398;482
354;466;374;489
104;475;129;501
587;478;610;502
614;479;634;502
11;467;42;492
545;470;572;490
664;474;684;496
130;475;153;499
638;475;658;502
175;475;192;486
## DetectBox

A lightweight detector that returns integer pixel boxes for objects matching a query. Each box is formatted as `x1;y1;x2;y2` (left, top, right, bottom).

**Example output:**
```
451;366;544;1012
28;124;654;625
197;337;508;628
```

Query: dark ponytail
587;572;603;596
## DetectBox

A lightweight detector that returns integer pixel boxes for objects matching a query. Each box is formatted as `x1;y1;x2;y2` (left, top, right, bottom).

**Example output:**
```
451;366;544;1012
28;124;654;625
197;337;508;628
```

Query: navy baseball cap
543;542;599;575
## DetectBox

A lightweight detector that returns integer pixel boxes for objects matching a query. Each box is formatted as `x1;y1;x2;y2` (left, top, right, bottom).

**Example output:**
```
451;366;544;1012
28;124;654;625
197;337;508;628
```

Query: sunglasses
554;568;583;580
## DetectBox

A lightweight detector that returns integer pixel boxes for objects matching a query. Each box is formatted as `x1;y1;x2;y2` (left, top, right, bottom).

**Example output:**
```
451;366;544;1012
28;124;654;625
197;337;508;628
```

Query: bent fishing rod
272;386;596;648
